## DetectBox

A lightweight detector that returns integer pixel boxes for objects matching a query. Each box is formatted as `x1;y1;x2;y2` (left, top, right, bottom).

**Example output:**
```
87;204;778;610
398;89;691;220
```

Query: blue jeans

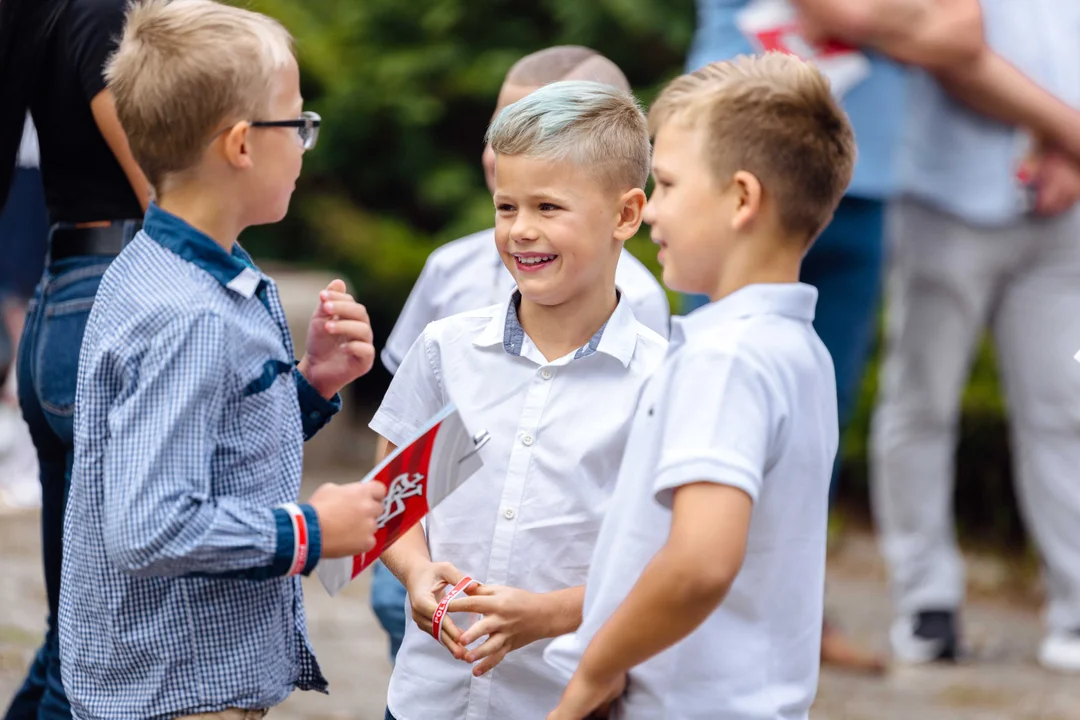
680;196;886;501
371;560;408;663
4;253;116;720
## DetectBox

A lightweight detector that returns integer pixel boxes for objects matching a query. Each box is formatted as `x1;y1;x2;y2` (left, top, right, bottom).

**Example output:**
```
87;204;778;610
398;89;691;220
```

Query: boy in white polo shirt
373;81;667;720
546;52;857;720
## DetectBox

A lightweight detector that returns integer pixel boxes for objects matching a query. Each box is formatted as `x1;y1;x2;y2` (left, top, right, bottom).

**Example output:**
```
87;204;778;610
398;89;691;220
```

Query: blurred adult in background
871;0;1080;673
0;114;47;514
0;0;150;717
685;0;1080;673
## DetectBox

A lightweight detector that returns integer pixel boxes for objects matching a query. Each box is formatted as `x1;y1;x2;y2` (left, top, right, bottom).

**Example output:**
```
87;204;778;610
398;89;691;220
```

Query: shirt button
503;508;516;520
540;368;553;380
521;434;534;446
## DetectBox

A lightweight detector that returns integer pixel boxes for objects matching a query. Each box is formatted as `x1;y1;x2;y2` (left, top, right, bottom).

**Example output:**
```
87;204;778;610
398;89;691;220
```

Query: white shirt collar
672;283;817;346
473;290;638;368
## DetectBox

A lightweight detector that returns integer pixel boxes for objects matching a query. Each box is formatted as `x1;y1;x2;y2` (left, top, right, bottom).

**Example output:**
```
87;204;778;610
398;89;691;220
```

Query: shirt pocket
236;358;294;465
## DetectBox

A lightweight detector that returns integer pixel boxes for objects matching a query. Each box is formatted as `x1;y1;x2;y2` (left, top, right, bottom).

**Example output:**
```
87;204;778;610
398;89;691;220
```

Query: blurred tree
243;0;694;336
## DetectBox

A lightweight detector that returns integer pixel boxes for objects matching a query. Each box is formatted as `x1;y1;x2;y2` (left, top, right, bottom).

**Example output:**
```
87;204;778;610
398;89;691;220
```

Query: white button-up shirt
371;291;667;720
546;284;837;720
380;228;671;373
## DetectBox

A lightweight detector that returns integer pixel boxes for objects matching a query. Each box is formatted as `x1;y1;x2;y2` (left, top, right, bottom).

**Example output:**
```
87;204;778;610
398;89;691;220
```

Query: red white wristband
431;576;474;642
279;503;309;577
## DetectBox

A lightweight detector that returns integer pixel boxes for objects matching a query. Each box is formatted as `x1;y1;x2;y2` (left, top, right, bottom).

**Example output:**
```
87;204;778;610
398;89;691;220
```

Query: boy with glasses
57;2;386;718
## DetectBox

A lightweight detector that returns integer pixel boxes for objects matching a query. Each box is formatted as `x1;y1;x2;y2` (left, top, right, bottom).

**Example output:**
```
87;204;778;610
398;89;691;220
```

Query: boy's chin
248;196;293;227
662;270;712;300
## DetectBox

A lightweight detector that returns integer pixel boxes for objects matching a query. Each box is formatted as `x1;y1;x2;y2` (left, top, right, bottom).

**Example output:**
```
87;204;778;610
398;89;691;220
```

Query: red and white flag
736;0;871;99
316;404;488;596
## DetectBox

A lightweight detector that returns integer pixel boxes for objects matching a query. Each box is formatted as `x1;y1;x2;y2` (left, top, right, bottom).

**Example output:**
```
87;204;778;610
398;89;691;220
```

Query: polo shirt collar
474;289;638;367
672;282;818;345
142;203;264;299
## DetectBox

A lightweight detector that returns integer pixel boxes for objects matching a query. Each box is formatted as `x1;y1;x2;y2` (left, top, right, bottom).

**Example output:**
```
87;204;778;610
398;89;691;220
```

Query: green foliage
240;0;695;338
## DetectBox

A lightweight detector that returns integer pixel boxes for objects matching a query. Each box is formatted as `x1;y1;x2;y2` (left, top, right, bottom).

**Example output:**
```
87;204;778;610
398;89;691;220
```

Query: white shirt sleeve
370;330;445;446
382;256;443;375
652;349;779;507
628;288;671;340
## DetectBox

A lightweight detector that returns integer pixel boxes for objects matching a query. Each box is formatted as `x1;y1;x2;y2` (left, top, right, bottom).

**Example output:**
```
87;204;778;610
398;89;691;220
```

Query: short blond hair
650;53;856;239
506;46;631;93
106;0;295;191
487;80;650;191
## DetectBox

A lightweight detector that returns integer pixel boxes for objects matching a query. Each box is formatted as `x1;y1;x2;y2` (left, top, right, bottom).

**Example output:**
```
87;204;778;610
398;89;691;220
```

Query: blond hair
106;0;295;192
650;53;856;239
487;80;650;191
506;46;631;93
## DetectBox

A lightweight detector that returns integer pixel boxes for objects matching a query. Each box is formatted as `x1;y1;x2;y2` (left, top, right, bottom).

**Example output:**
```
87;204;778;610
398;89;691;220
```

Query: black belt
50;220;142;262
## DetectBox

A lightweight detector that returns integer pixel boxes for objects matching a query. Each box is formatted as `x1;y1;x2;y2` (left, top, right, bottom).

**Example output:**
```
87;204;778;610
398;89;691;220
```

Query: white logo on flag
377;472;426;528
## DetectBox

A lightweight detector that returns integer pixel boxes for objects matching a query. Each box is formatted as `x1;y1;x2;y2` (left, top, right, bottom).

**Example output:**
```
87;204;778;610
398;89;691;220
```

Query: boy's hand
308;481;386;558
446;584;555;676
547;671;626;720
404;561;474;658
297;279;375;399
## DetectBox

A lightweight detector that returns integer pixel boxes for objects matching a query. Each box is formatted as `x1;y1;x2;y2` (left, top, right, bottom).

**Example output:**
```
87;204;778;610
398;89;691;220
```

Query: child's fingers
440;617;468;659
463;630;506;663
324;319;373;344
320;298;368;320
457;613;501;647
321;279;347;295
473;646;510;677
446;594;496;617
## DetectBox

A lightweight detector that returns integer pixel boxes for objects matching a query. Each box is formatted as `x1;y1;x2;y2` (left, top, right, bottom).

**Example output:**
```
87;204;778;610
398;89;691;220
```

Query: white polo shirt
381;228;671;373
545;283;838;720
371;291;667;720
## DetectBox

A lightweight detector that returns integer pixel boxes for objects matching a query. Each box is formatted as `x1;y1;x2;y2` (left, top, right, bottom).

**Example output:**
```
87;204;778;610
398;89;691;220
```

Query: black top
29;0;142;224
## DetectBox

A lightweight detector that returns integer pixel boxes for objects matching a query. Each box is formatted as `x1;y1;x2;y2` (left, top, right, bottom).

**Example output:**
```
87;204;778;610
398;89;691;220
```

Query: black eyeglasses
250;110;321;150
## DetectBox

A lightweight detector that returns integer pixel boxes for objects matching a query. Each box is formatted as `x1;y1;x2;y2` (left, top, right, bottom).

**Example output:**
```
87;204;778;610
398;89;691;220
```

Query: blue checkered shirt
59;204;341;720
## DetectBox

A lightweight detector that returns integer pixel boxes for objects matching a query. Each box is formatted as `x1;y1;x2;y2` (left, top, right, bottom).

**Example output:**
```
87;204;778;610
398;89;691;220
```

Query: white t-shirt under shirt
545;283;838;720
381;228;671;373
371;291;667;720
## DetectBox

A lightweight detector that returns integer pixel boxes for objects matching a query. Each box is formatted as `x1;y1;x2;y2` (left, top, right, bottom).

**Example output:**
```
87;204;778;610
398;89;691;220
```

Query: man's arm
795;0;1080;162
549;484;753;719
794;0;981;70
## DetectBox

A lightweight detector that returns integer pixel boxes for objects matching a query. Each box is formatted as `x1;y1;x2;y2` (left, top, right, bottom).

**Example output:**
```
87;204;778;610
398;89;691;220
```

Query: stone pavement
2;423;1079;718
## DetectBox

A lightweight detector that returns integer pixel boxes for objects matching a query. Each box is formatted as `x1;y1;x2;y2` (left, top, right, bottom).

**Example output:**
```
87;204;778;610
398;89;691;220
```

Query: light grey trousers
871;196;1080;633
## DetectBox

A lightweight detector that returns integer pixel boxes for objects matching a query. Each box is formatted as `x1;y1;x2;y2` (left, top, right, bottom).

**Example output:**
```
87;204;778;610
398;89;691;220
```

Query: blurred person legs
3;237;126;719
370;560;407;663
0;165;48;516
872;197;1080;671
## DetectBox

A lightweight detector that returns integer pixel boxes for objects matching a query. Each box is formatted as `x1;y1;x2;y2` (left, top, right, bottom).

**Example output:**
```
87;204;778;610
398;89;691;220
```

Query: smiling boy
373;81;667;720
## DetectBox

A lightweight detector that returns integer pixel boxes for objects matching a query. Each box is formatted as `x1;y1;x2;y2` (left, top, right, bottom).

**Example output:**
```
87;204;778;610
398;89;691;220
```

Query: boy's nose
642;199;656;225
510;215;540;243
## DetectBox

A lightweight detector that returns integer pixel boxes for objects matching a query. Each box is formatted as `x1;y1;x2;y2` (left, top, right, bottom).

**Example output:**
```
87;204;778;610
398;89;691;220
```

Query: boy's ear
613;187;647;242
221;121;254;170
730;170;762;232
